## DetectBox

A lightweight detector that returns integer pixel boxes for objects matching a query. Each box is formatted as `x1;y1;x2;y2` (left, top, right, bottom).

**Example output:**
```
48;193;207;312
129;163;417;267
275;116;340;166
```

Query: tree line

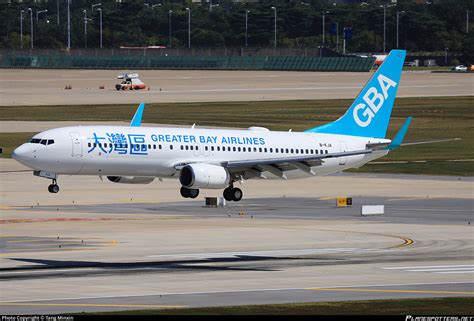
1;0;472;61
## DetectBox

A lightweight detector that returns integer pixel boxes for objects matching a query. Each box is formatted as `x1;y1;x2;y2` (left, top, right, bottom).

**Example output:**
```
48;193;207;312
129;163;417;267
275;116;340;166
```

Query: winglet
387;116;412;150
130;102;145;127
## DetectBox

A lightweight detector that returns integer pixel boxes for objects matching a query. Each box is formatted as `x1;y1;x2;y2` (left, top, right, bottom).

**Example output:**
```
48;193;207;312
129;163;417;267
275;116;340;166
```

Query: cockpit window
29;138;54;145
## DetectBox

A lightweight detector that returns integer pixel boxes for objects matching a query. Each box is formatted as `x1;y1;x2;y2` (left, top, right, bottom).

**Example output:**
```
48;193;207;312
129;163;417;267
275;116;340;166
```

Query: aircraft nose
12;144;32;163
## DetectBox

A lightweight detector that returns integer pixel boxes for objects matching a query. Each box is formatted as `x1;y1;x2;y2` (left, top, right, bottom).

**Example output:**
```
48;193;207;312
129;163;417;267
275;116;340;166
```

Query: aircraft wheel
223;187;233;201
188;189;199;199
48;184;59;194
180;186;190;198
232;188;243;202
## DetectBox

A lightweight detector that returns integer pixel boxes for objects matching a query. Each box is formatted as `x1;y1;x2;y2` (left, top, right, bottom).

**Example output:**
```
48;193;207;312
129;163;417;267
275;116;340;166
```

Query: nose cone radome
12;144;33;166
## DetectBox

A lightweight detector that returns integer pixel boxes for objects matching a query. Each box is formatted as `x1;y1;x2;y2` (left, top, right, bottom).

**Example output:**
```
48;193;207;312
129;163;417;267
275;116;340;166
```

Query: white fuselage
13;125;389;182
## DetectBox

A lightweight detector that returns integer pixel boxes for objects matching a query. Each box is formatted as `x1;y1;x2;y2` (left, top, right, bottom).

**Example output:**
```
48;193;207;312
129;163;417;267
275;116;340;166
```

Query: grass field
87;297;474;315
1;96;472;175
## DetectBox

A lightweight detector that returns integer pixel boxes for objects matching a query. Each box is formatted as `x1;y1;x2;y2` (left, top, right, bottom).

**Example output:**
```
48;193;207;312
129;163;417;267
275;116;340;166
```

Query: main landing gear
48;179;60;194
180;186;199;199
223;186;243;202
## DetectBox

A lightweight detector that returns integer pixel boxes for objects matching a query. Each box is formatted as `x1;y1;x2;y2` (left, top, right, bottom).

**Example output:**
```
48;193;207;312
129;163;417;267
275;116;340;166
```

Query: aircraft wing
220;149;373;179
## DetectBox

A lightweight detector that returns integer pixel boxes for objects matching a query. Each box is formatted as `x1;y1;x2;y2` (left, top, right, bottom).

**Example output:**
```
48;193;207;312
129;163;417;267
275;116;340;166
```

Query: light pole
96;8;103;49
186;7;190;49
168;10;172;48
36;9;48;23
245;10;250;48
83;10;92;49
209;0;219;13
380;4;395;54
56;0;59;27
67;0;71;49
445;47;449;65
20;9;24;49
322;11;329;45
271;6;276;48
28;7;33;49
468;10;471;34
396;10;405;49
336;22;339;52
92;3;101;12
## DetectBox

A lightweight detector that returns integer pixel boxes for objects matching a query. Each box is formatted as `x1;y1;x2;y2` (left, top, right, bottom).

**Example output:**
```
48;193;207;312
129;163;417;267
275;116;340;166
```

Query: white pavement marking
382;264;474;274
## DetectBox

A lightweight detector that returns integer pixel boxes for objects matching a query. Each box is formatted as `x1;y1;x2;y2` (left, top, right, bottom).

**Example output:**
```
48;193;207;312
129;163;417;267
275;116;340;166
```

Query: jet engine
179;163;230;189
107;176;155;184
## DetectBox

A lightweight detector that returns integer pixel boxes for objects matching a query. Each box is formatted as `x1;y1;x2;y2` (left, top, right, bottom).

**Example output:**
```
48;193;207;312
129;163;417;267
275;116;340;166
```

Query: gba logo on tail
353;74;397;127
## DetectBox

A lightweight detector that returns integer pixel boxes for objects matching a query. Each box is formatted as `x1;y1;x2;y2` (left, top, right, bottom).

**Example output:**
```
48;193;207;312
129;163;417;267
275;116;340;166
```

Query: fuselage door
339;141;348;165
70;132;83;157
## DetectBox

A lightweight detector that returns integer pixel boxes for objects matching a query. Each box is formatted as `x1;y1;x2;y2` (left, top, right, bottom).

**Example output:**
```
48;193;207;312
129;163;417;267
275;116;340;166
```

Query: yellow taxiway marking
0;303;185;308
387;237;414;249
306;288;474;295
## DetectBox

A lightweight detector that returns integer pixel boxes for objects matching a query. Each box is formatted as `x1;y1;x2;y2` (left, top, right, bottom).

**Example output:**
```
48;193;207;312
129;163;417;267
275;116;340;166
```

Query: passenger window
295;149;299;154
264;148;267;152
211;146;214;151
233;147;236;152
196;146;199;150
259;148;262;152
217;146;220;151
88;143;91;147
286;148;289;153
205;146;208;151
153;144;156;149
253;147;257;152
291;149;294;153
185;146;189;150
311;149;314;154
238;147;241;152
170;145;173;150
326;150;329;154
190;146;194;150
270;148;273;153
243;147;246;152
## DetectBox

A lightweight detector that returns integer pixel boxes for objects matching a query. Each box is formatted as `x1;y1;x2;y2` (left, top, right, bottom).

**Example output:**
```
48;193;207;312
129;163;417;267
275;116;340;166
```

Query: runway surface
1;69;472;106
1;159;473;314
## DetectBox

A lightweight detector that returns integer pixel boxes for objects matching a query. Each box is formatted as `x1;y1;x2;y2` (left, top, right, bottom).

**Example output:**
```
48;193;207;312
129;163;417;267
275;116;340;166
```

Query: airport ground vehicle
115;73;147;90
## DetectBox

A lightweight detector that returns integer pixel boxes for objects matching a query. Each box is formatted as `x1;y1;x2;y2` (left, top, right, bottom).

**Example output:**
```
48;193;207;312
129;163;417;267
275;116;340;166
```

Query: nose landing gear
48;179;60;194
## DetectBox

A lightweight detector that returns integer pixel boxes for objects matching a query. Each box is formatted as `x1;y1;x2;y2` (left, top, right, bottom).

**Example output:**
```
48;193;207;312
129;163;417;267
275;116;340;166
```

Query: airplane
12;49;449;202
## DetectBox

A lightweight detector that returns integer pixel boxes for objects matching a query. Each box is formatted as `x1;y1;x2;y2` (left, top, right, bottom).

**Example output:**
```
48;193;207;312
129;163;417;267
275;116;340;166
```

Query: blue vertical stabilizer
305;50;406;138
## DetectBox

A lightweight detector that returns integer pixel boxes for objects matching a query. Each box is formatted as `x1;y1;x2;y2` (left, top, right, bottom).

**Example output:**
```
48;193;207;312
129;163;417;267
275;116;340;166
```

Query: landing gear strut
48;179;59;194
223;186;243;202
180;186;199;199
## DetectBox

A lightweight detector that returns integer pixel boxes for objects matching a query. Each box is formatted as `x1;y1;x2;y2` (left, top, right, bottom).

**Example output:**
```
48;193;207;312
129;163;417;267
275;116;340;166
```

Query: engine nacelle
107;176;155;184
179;163;230;189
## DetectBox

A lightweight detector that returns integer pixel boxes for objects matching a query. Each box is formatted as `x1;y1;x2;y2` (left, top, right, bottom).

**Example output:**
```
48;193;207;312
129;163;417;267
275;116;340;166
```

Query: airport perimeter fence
0;54;375;72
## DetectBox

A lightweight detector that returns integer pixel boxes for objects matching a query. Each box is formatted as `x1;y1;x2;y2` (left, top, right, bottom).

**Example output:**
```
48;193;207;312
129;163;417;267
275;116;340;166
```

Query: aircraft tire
189;189;199;199
49;184;59;194
180;186;190;198
223;187;233;201
232;188;243;202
